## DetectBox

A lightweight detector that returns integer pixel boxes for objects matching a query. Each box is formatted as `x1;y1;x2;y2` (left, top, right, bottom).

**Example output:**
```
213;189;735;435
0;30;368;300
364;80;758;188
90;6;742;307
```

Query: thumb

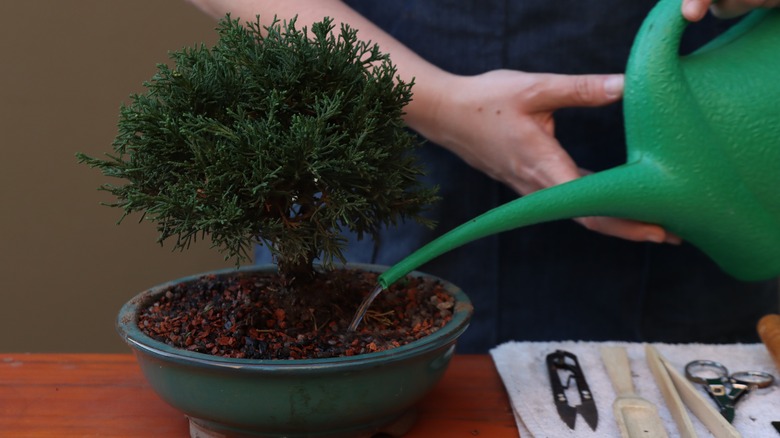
682;0;712;21
536;74;624;110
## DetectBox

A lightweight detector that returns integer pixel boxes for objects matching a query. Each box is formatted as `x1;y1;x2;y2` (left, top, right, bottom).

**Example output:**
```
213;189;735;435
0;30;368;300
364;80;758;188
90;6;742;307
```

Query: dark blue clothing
257;1;779;352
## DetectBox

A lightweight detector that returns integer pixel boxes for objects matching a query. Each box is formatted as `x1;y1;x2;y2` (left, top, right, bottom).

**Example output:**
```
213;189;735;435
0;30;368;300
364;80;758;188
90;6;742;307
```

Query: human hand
682;0;780;21
426;70;680;244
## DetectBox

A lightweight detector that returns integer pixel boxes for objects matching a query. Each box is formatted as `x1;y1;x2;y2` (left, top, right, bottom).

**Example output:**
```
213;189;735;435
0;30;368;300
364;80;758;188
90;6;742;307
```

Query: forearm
185;0;455;143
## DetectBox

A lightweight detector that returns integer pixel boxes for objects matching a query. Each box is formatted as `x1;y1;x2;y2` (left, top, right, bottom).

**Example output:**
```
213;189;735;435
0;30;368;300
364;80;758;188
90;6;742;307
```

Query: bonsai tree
78;15;438;289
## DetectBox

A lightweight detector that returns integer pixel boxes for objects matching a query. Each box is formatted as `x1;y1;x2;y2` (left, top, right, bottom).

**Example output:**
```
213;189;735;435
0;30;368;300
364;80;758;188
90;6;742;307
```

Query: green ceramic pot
116;264;473;438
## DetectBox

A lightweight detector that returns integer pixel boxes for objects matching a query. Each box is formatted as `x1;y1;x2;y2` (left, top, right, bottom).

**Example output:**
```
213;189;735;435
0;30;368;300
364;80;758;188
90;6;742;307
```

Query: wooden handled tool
648;346;740;438
601;346;669;438
757;314;780;373
646;345;698;438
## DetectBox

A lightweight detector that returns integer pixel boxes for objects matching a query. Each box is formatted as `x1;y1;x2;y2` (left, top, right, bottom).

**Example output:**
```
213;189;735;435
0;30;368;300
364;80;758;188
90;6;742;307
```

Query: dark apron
256;0;779;352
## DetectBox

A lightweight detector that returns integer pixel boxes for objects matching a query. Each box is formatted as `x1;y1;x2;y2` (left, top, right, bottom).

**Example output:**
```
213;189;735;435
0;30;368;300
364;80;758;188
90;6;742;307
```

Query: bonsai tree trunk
277;252;316;286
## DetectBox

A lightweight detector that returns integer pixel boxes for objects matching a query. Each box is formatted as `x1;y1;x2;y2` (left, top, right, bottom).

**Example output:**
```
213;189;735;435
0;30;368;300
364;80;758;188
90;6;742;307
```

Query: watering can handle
625;0;689;93
625;0;767;89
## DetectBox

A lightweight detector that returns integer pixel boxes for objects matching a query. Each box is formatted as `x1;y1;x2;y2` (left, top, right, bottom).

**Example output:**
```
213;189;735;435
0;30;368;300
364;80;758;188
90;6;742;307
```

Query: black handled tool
546;349;598;431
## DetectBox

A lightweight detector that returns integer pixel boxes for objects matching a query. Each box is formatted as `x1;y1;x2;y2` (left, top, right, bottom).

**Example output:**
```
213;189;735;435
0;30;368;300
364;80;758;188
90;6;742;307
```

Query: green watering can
380;0;780;288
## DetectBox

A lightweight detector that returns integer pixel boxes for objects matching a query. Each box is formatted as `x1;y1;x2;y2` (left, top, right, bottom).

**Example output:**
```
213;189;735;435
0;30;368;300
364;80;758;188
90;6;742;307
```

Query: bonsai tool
546;350;598;431
601;346;668;438
373;0;780;291
646;345;698;438
757;314;780;373
646;346;741;438
684;359;774;423
757;314;780;434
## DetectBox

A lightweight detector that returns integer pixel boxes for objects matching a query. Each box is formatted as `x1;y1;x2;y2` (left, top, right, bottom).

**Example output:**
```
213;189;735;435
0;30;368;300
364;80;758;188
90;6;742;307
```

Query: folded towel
490;342;779;437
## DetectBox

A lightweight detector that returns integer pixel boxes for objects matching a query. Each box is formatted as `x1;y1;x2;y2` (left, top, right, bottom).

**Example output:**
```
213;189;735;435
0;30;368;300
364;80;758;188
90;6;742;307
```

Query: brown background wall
0;1;233;353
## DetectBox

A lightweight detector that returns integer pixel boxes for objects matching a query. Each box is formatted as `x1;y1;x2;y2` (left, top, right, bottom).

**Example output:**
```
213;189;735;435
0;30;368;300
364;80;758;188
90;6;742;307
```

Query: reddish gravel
138;268;454;359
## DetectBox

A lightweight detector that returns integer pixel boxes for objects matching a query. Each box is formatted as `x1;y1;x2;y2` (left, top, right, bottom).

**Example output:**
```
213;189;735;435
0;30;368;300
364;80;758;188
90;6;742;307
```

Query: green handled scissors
685;359;774;423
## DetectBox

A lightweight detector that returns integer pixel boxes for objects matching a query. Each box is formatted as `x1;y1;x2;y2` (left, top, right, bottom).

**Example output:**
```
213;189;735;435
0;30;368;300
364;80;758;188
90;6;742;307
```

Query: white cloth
490;342;779;437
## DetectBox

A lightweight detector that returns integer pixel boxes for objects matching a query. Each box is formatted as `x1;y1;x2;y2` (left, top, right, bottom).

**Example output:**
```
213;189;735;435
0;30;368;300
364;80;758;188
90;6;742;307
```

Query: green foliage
78;15;438;277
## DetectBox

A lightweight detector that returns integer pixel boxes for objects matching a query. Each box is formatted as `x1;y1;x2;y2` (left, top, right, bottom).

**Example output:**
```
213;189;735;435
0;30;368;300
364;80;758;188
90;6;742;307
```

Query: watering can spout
380;0;780;288
378;163;664;288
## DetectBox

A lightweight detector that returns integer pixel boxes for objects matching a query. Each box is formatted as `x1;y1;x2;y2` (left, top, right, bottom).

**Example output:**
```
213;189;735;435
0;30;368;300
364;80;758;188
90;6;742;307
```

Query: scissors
685;359;774;423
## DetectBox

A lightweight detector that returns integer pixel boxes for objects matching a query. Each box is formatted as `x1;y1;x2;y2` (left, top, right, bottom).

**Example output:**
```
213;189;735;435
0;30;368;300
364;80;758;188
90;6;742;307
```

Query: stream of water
347;284;384;331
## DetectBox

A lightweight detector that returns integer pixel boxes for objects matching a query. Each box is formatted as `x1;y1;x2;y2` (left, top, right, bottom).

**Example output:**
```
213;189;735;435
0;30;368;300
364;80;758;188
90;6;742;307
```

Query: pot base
188;410;419;438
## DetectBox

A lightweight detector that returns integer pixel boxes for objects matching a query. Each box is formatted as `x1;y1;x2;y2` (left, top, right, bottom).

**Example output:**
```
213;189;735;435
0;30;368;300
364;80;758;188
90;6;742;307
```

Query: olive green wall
0;1;232;352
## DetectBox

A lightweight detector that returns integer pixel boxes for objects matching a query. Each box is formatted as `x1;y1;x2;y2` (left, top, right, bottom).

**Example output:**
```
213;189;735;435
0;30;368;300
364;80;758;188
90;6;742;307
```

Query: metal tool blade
554;397;578;429
579;399;599;431
575;356;599;431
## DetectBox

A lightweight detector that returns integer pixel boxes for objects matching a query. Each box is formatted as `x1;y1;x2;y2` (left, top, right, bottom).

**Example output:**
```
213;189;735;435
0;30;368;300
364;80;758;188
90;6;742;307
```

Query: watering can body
380;0;780;287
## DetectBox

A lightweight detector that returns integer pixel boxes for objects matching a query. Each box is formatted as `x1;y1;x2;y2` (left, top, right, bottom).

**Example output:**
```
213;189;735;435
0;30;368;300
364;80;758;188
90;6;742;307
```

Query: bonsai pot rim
117;263;473;371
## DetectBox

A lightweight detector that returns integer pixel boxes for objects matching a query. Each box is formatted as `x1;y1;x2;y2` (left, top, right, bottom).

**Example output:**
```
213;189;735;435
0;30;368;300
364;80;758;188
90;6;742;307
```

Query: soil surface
138;268;454;359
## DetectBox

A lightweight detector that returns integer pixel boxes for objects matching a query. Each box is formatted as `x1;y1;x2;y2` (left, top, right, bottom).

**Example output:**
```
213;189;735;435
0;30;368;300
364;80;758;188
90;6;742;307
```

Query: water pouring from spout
349;284;383;331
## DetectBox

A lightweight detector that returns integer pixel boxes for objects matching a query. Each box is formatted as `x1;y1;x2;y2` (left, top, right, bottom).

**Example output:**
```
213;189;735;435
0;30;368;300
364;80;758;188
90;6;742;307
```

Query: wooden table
0;354;518;437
